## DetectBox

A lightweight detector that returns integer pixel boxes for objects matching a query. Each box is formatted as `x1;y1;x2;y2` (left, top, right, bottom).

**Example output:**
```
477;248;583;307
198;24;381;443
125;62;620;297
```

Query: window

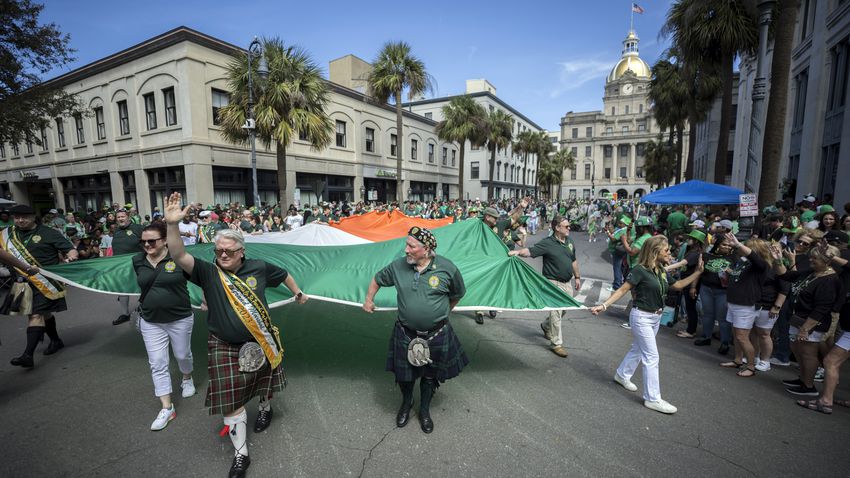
606;126;613;134
572;128;578;139
74;114;85;143
40;128;48;150
583;189;591;198
211;89;229;126
299;130;307;141
428;143;434;162
470;161;479;179
451;149;456;167
620;145;629;157
410;138;417;160
424;112;432;119
622;125;629;134
585;146;591;157
620;167;627;178
604;145;612;158
571;146;577;156
584;164;591;179
604;167;611;179
792;69;809;128
569;189;576;199
94;107;105;140
496;163;501;180
625;105;630;114
0;144;4;158
12;143;19;156
570;166;577;180
26;141;33;154
365;128;375;152
390;134;397;156
611;107;615;115
636;143;646;156
442;147;448;165
56;118;66;147
117;100;130;135
639;104;643;113
637;123;646;132
827;40;849;111
636;167;644;178
586;127;592;137
335;120;346;147
489;105;494;113
163;87;177;126
143;92;157;130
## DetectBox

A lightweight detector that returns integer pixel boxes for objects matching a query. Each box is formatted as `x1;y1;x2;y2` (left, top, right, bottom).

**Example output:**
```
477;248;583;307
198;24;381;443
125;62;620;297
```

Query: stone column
109;171;124;208
134;169;151;217
629;143;636;182
611;144;618;181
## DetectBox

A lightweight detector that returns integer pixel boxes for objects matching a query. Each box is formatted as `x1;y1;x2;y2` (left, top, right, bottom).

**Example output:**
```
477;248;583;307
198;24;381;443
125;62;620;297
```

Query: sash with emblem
216;266;283;368
0;227;66;300
198;224;214;243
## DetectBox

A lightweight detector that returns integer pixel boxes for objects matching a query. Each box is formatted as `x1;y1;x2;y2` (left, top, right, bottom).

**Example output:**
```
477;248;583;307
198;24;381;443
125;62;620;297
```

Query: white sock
223;409;248;456
258;396;271;412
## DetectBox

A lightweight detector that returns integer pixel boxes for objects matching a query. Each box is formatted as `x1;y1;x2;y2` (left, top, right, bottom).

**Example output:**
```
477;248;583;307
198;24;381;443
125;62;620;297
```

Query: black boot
396;381;414;427
419;378;437;433
43;316;64;355
12;326;44;368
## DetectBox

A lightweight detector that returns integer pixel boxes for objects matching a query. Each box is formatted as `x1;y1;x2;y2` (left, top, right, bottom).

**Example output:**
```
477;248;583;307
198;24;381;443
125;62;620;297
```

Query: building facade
0;27;459;215
404;79;544;201
692;73;740;185
559;29;688;199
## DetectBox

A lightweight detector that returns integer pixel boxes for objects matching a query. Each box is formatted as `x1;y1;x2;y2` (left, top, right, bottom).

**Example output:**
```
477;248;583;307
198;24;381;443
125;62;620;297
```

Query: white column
611;144;618;181
629;143;636;182
134;168;151;217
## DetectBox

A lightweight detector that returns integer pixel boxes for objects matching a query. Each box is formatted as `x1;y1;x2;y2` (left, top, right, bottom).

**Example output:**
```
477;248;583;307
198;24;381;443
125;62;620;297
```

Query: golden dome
608;56;651;82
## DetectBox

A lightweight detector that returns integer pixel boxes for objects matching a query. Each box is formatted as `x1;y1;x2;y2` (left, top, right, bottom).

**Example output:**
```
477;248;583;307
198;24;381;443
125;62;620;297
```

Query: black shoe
785;385;819;397
43;339;64;356
10;353;34;368
419;412;434;434
488;310;497;318
254;407;273;433
782;378;803;387
474;312;484;325
717;343;730;355
112;314;130;325
229;453;250;478
396;400;414;428
694;338;711;346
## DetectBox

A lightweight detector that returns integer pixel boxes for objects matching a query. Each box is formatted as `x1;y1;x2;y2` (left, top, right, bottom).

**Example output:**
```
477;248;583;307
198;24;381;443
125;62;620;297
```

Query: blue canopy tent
639;180;744;205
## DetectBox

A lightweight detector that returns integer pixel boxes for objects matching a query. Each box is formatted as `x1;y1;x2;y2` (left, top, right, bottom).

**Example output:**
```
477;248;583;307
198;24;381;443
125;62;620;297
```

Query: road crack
357;427;394;478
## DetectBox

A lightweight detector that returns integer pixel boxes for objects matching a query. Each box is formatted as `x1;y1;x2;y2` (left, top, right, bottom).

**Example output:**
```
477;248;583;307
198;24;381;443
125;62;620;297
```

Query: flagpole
630;2;634;31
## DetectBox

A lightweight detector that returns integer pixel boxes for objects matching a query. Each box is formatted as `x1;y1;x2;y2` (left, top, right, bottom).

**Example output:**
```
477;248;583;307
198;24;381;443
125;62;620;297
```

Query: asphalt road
1;228;848;478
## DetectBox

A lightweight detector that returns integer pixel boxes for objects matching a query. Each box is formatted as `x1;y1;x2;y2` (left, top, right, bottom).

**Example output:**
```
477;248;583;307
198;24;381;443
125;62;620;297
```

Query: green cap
818;204;835;213
619;215;632;225
483;207;500;218
635;216;653;227
687;230;706;244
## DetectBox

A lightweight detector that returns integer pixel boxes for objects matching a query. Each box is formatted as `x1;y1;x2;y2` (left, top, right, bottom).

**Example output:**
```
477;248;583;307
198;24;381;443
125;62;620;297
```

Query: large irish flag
41;213;582;311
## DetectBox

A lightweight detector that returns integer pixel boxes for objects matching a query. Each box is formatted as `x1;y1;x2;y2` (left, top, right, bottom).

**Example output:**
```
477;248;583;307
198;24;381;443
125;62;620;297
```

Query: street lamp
245;37;268;207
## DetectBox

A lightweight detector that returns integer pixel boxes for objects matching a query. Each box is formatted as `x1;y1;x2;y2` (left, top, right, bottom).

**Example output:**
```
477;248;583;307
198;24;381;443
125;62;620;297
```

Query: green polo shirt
628;232;653;268
12;225;73;266
189;258;288;343
667;211;687;233
484;217;515;249
133;253;192;323
529;235;577;282
375;255;465;331
112;223;145;255
627;265;668;312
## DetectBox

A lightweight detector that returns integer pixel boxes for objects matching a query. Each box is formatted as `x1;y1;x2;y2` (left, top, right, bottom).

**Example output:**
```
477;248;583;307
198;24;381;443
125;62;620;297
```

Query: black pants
684;292;699;335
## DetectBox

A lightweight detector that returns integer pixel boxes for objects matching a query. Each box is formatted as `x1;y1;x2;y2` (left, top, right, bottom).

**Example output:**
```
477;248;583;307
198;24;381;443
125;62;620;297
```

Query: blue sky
40;0;674;131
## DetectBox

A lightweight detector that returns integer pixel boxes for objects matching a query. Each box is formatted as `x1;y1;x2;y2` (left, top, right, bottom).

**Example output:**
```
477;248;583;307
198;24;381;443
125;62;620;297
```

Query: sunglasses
139;238;162;246
214;248;243;257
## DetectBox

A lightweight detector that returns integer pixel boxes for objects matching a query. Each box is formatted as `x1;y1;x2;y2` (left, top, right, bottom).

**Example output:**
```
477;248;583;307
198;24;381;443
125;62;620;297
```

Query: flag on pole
632;3;645;14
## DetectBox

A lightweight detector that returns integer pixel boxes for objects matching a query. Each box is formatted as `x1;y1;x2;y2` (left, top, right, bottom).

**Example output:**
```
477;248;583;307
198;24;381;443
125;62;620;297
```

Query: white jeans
545;279;573;347
140;315;194;397
616;308;662;402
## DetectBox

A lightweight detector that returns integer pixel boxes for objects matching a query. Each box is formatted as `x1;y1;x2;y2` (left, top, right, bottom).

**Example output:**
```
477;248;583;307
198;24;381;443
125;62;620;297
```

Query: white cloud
549;58;613;99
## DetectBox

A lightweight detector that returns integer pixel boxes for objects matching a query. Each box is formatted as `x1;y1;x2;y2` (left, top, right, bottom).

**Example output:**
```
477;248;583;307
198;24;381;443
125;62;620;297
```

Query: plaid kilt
386;321;468;383
205;333;286;416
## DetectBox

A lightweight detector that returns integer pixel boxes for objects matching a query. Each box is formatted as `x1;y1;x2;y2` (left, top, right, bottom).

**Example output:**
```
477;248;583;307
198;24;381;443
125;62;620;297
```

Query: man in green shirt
666;206;688;237
510;215;581;358
625;217;654;269
0;210;13;229
364;226;466;434
476;198;528;323
112;209;145;325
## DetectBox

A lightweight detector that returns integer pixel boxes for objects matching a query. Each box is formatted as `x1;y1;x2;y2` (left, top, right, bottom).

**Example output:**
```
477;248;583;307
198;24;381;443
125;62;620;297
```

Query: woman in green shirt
591;235;703;415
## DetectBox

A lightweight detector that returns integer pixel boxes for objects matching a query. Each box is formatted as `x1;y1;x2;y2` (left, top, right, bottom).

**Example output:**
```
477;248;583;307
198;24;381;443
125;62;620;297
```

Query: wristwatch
295;291;303;299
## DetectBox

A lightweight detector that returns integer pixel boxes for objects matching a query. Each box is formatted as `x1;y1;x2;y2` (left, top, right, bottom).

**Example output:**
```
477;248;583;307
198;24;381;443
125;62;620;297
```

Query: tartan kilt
205;333;286;416
31;286;67;315
386;321;468;383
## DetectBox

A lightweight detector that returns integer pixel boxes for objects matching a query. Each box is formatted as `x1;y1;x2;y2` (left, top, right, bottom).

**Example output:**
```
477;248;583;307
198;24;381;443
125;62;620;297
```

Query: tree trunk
457;140;465;200
276;141;287;208
522;153;528;195
685;120;697;180
487;146;496;200
714;51;734;185
395;92;404;202
675;124;684;184
759;0;799;207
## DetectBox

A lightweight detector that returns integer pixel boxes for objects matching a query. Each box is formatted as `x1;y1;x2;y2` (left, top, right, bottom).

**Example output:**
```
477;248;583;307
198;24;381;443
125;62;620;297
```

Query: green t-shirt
12;225;73;266
189;258;288;343
0;219;13;229
112;223;145;255
133;253;192;323
529;235;577;282
627;265;668;312
608;227;628;253
375;255;466;331
667;211;687;233
628;232;652;268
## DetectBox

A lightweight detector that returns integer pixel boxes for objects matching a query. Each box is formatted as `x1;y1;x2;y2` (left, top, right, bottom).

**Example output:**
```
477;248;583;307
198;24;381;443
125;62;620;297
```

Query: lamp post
246;37;268;207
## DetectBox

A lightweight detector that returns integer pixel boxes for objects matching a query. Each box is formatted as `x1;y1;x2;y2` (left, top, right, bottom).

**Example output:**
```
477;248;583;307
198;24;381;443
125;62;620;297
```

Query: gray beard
405;256;416;265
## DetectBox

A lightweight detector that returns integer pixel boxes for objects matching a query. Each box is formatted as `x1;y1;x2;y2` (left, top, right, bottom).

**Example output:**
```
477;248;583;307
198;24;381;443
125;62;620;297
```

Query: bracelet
600;303;608;310
574;276;581;280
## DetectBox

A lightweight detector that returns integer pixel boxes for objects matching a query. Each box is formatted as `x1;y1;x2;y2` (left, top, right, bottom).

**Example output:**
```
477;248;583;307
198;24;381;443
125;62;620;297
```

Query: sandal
736;368;756;377
796;399;832;415
834;399;850;408
676;331;695;339
720;361;743;368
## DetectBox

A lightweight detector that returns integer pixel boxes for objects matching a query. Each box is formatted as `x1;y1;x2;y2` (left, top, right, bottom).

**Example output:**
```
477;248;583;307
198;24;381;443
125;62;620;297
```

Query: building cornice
403;91;544;131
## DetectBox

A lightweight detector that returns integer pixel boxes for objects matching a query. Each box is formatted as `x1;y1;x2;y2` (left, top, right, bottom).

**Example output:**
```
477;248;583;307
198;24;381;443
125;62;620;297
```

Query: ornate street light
245;37;268;207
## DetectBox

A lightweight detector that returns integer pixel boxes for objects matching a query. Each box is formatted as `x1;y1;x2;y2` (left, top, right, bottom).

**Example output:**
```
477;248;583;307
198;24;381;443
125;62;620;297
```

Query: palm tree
649;57;688;183
643;136;677;188
219;38;333;207
663;0;758;184
550;147;575;200
482;109;514;200
512;130;538;195
368;41;434;201
537;158;560;199
435;96;486;200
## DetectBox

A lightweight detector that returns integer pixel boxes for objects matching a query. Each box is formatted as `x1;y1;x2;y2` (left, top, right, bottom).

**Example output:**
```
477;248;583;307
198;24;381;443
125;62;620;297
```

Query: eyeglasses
214;248;243;257
139;238;162;246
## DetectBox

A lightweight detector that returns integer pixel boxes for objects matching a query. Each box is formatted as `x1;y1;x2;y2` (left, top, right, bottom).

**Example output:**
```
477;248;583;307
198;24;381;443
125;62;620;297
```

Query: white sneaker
644;399;677;414
151;406;176;431
614;374;638;392
754;358;771;372
181;378;196;398
814;367;825;382
620;322;631;329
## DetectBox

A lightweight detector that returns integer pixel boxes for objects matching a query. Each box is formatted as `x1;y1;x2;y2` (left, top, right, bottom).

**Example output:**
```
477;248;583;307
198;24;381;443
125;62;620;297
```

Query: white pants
545;279;573;347
616;308;662;402
140;315;194;397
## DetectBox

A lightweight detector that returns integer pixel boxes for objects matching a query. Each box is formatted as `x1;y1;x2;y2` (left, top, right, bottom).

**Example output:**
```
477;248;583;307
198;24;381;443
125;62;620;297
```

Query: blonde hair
809;244;839;263
744;238;772;264
638;235;668;271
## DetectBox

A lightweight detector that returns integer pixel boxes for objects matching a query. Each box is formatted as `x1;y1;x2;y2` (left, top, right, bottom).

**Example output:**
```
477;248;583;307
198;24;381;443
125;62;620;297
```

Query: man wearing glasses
509;215;580;358
163;192;309;478
111;209;145;325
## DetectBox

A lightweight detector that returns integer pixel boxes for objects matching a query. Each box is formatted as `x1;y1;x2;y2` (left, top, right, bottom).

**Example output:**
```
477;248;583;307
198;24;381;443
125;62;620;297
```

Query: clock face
623;84;633;94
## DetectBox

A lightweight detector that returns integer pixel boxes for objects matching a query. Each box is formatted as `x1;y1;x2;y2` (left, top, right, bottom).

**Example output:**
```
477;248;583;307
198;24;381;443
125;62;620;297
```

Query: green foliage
435;96;486;199
367;41;434;106
482;110;514;200
0;0;83;144
643;136;677;188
